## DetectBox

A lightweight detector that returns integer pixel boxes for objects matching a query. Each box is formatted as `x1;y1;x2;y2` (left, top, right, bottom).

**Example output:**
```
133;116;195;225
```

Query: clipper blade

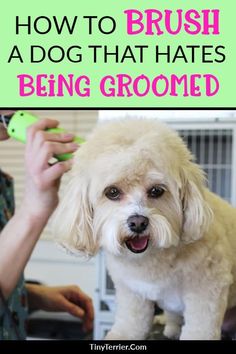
0;114;13;128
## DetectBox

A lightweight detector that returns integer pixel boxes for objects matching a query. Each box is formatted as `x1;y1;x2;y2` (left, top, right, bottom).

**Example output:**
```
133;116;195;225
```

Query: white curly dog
53;119;236;340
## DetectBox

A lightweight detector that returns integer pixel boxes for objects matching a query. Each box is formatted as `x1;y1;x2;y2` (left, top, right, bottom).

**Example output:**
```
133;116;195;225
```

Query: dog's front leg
163;311;183;339
180;284;230;340
105;285;155;340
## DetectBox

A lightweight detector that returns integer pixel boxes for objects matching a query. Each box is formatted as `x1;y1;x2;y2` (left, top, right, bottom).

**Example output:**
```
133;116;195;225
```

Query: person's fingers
30;131;75;150
0;110;16;115
83;314;94;332
82;301;94;332
68;287;94;331
26;118;59;144
36;141;78;168
25;159;73;190
68;304;85;319
59;296;85;318
42;160;74;184
78;293;94;323
0;123;9;140
68;290;94;332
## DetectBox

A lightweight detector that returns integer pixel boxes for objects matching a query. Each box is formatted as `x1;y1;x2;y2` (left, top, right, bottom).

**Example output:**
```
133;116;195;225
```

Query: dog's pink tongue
128;236;149;251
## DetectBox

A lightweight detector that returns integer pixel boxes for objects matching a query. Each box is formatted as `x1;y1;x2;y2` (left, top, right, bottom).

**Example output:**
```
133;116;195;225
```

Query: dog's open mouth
126;236;150;253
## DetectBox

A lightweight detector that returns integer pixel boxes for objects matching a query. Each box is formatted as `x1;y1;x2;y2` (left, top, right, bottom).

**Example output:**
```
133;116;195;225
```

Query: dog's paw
153;314;166;326
105;331;127;340
164;324;181;339
180;328;221;340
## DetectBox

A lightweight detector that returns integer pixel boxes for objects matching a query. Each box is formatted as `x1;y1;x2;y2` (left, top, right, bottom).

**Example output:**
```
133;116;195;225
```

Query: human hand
26;284;94;332
21;118;79;222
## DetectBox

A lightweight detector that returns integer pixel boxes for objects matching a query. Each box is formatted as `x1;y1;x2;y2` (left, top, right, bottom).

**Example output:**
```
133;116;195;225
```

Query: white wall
99;110;236;121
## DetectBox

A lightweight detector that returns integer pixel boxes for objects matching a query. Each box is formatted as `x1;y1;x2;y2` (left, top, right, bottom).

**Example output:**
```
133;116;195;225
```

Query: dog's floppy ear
180;162;213;243
52;172;98;257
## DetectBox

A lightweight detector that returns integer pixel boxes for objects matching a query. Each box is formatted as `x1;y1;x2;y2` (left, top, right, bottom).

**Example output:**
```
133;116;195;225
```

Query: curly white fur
52;119;236;340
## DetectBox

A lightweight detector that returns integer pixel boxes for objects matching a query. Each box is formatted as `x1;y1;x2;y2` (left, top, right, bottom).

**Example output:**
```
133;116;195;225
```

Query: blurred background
0;109;235;339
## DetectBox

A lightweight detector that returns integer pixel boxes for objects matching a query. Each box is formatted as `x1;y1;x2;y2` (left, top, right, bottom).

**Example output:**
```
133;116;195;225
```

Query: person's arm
0;118;78;298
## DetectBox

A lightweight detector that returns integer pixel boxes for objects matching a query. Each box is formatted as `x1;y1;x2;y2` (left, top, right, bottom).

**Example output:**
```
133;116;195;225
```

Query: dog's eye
147;186;165;199
105;186;122;200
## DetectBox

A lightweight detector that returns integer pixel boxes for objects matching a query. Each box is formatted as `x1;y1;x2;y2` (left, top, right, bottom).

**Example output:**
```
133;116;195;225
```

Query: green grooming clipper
7;111;85;161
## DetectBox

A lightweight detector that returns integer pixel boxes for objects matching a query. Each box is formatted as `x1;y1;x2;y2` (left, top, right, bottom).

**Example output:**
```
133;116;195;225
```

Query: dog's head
52;119;212;257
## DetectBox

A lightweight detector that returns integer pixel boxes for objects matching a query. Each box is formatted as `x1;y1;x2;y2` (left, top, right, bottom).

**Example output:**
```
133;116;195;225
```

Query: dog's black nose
127;215;149;233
